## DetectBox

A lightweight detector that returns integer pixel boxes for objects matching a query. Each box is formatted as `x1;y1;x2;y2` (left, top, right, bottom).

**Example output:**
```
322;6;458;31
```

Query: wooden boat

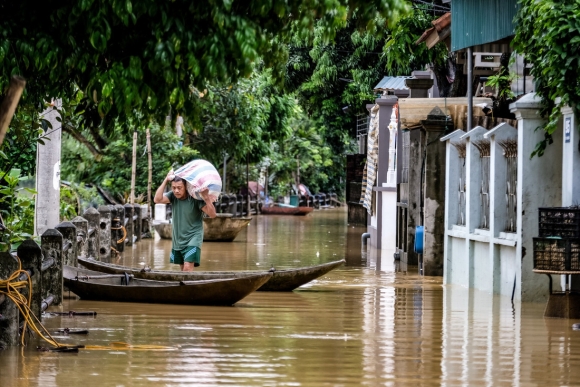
78;257;345;292
153;214;251;241
260;206;313;216
63;265;272;306
203;214;252;241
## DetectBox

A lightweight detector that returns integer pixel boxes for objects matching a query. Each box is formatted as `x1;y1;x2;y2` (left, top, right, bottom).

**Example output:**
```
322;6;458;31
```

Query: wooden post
0;76;26;148
130;130;137;204
265;165;268;206
223;153;227;194
146;128;152;220
246;155;250;216
297;156;300;188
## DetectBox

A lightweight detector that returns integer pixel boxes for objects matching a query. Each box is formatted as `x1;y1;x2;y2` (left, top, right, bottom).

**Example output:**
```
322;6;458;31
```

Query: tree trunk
63;123;104;160
130;131;138;204
0;76;26;148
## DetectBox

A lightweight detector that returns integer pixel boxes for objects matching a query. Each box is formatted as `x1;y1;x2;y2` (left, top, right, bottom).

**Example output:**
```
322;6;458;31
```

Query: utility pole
34;100;62;236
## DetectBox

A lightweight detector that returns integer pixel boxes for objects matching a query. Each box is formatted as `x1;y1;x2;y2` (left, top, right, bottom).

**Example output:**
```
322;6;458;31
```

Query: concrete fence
0;204;151;348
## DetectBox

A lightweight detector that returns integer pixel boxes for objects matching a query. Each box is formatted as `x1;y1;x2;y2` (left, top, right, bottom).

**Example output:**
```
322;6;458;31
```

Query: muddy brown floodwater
2;208;580;386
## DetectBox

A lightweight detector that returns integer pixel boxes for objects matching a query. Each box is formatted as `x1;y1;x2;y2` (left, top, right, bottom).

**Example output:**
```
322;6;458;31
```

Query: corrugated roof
451;0;518;52
373;76;413;92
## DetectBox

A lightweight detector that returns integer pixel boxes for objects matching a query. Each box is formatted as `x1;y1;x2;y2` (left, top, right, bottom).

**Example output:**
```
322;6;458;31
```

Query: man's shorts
170;246;201;267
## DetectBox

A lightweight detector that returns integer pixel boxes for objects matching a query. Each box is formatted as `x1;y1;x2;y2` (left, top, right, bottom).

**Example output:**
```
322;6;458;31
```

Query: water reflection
2;209;580;386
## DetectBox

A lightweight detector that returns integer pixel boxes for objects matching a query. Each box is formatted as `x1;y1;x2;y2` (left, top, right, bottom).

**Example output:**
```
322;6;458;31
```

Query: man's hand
154;170;173;204
199;188;217;218
199;188;218;204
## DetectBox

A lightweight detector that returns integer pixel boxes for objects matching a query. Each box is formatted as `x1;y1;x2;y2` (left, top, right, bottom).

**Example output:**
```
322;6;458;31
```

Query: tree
513;0;580;157
60;122;198;201
285;4;446;195
1;0;409;138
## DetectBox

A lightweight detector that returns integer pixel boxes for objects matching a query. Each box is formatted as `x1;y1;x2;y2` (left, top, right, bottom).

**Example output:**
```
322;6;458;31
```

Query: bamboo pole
246;154;250;216
0;76;26;148
130;131;137;204
146;128;152;220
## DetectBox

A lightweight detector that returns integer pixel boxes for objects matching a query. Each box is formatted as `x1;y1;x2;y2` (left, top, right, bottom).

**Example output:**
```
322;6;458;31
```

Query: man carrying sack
154;170;217;271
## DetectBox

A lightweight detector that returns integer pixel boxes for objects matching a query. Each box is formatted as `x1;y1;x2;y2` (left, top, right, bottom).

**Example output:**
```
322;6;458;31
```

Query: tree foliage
1;0;409;136
285;5;446;195
61;123;198;201
513;0;580;157
186;70;294;167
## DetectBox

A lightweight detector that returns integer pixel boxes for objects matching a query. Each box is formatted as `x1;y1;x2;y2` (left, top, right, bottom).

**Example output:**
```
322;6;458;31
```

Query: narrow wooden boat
63;265;272;306
153;214;252;241
260;206;313;216
78;257;345;292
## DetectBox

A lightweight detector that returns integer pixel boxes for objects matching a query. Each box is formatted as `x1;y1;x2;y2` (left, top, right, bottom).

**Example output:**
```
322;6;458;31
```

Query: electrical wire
0;255;65;348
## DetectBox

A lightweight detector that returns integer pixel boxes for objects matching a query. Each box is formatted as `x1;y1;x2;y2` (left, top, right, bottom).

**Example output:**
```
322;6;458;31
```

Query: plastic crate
538;207;580;239
533;237;580;271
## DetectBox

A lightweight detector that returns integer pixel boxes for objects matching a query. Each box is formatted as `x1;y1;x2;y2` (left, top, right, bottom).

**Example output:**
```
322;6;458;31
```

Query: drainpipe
467;46;473;131
361;232;370;248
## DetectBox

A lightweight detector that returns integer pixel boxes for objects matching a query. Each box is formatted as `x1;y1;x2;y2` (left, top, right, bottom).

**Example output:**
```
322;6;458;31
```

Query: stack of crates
533;207;580;271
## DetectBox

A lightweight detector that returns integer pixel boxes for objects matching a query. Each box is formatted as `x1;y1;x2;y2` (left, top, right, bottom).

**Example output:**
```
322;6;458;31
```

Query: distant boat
153;214;252;242
78;257;346;292
260;206;313;216
63;265;272;306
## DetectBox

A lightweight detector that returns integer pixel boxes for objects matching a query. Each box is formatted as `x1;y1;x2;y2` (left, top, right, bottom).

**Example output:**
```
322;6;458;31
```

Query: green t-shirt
165;191;206;250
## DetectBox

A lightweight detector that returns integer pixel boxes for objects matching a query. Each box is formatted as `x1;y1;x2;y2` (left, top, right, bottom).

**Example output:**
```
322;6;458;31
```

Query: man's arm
154;172;172;204
199;188;217;218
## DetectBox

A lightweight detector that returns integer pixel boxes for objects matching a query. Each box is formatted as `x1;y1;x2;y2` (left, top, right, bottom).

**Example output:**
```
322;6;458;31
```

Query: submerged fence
0;204;151;348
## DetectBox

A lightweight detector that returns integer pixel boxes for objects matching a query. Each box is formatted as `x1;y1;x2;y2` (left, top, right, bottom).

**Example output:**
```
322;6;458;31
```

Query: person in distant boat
154;171;216;271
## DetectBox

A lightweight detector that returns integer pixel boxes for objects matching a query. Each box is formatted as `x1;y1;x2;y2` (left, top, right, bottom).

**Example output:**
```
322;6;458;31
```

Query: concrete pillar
114;204;125;252
561;105;580;206
55;221;78;267
405;127;425;266
484;123;518;294
405;78;434;99
34;101;62;236
140;204;150;238
510;93;563;302
134;204;142;242
124;203;134;246
41;228;63;306
367;97;398;250
441;129;466;284
17;240;43;319
461;126;488;234
420;107;453;276
97;205;112;261
0;253;20;348
83;207;99;259
71;216;89;258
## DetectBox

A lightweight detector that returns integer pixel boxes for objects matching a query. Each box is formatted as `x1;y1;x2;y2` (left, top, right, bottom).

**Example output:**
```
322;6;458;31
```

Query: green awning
451;0;519;51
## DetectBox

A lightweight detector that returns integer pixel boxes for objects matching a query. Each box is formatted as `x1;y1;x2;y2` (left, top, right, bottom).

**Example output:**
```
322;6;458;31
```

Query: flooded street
2;208;580;386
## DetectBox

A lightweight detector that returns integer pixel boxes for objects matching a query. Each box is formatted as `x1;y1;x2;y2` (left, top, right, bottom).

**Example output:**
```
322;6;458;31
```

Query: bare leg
179;264;184;271
183;262;195;272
